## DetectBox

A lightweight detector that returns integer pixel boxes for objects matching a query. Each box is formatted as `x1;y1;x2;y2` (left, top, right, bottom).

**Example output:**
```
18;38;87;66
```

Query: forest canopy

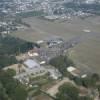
0;35;39;68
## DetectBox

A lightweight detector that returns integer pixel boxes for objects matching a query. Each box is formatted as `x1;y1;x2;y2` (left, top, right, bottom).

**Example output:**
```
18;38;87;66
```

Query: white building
24;59;40;69
23;59;46;75
14;59;47;83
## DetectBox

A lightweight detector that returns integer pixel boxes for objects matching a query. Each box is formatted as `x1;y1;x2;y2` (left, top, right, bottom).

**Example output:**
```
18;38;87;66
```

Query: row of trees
0;69;27;100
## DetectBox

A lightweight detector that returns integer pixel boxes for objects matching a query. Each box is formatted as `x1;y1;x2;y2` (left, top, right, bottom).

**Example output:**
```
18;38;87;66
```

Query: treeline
0;35;39;68
0;69;27;100
16;11;44;18
0;35;39;55
0;55;17;69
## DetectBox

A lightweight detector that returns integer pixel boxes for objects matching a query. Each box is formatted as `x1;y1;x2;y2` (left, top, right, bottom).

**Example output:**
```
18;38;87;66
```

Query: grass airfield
69;33;100;74
11;16;100;73
11;16;100;42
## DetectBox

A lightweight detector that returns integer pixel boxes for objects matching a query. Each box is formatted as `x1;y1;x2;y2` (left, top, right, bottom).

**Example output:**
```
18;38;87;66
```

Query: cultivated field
10;16;100;73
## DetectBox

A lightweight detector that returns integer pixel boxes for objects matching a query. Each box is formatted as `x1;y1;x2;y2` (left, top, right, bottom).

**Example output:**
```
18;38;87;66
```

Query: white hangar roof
24;59;40;69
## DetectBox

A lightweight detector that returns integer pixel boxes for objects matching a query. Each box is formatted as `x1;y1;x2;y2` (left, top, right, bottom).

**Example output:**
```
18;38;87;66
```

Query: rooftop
24;59;40;69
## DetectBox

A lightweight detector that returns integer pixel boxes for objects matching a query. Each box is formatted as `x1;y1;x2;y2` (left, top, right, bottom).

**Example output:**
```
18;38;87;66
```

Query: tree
82;74;100;88
91;73;100;82
11;84;27;100
97;85;100;95
0;70;27;100
49;56;74;76
0;83;10;100
0;55;17;68
18;60;23;73
73;77;82;86
82;77;95;88
56;83;79;100
6;69;16;77
0;35;39;68
79;96;93;100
